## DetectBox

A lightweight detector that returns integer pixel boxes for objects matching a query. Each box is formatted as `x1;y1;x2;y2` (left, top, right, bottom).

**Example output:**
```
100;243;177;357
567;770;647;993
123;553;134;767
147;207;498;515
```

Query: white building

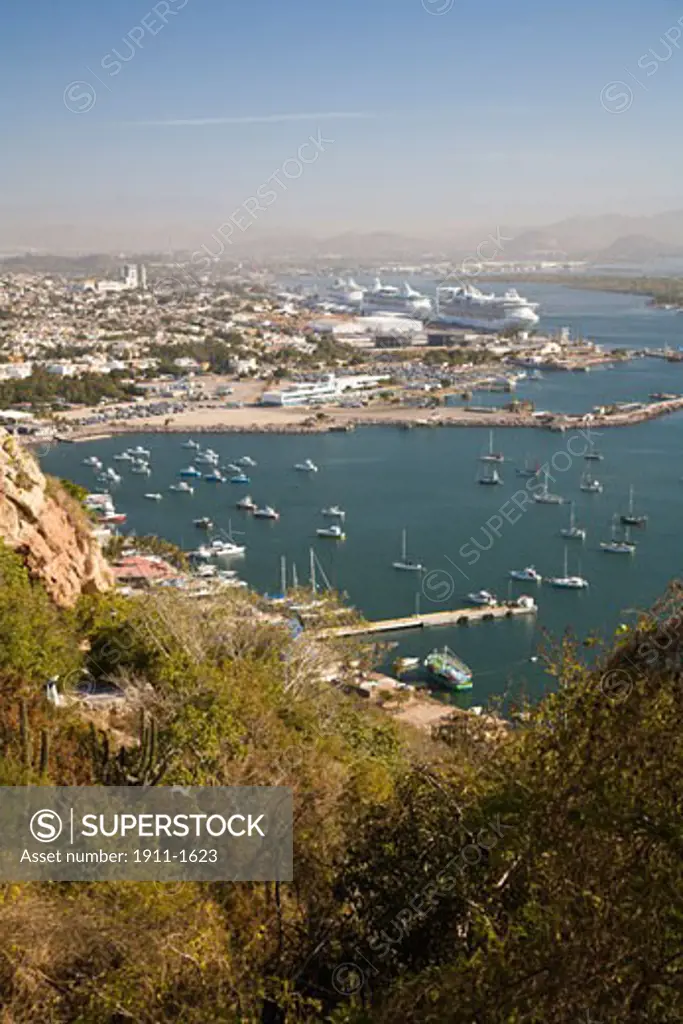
261;373;390;407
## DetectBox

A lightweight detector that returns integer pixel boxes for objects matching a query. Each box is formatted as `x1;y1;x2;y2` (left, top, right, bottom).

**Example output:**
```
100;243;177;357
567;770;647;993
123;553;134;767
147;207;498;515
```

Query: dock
319;601;537;639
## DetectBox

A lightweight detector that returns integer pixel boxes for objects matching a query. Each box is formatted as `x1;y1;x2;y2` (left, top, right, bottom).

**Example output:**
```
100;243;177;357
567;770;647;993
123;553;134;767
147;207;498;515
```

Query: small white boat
392;528;424;572
169;482;194;494
227;463;241;473
230;473;250;484
196;564;218;578
195;451;220;465
179;466;202;478
316;524;345;539
182;439;200;449
238;456;257;467
478;464;503;486
467;590;497;606
322;506;346;519
253;506;280;520
144;493;163;501
104;468;121;483
560;501;586;540
580;472;603;493
236;495;257;511
211;540;246;557
131;464;151;475
128;446;151;458
295;459;318;473
548;548;589;589
533;469;563;504
82;456;102;468
113;452;134;461
204;471;224;482
193;516;213;529
509;567;542;583
600;516;636;555
480;429;504;463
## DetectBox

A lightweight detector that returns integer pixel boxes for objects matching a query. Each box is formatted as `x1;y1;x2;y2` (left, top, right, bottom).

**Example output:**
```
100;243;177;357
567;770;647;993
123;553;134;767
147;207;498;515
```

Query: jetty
319;601;537;639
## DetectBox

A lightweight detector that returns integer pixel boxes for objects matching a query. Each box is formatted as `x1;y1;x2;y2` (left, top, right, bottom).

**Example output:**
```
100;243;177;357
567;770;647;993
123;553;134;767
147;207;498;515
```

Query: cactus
88;711;176;786
17;700;52;781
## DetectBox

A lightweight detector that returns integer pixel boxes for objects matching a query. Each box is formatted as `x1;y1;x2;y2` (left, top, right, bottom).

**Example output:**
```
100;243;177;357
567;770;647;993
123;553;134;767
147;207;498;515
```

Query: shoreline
45;394;683;443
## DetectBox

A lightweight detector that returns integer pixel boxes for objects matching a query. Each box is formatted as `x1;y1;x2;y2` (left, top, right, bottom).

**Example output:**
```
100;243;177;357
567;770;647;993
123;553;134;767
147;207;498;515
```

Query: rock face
0;431;113;606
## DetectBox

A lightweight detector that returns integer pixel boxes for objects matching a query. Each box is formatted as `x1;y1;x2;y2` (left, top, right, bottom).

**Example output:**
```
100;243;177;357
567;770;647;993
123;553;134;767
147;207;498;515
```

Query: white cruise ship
361;279;432;318
434;285;539;332
325;277;364;307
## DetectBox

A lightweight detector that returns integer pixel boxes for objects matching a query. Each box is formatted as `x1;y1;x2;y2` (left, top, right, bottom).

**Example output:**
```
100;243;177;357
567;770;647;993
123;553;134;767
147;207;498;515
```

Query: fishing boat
516;454;539;478
480;429;504;463
392;528;424;572
253;506;280;520
169;482;194;494
316;524;346;540
193;517;213;529
229;473;250;484
600;515;636;554
509;567;542;583
294;459;318;472
236;495;257;511
322;506;346;519
477;463;503;486
580;471;603;493
238;456;257;467
560;501;586;540
144;493;163;501
547;547;589;589
467;589;497;606
533;468;563;504
424;646;473;690
179;466;202;478
182;439;200;449
620;485;647;527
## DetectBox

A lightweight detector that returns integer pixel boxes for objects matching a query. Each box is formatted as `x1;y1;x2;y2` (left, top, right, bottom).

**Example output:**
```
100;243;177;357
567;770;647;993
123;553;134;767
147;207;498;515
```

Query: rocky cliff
0;431;113;606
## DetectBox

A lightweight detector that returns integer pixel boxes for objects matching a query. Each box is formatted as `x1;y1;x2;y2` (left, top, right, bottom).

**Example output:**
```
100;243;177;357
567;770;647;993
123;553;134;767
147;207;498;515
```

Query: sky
2;0;683;251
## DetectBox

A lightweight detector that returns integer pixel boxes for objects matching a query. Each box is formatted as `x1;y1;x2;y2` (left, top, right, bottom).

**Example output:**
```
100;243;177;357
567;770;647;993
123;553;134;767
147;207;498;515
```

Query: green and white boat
424;646;473;690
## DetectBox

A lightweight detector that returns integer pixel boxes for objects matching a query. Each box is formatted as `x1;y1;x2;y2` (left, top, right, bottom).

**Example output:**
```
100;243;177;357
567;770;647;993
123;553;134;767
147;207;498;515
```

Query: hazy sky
2;0;683;251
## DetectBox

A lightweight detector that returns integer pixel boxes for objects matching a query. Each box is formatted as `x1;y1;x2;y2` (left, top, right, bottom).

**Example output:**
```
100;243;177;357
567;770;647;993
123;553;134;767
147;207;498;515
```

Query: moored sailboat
392;528;424;572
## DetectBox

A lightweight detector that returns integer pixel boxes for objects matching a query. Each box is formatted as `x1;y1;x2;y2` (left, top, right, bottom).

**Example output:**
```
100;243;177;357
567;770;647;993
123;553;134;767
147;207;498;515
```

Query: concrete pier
320;601;537;639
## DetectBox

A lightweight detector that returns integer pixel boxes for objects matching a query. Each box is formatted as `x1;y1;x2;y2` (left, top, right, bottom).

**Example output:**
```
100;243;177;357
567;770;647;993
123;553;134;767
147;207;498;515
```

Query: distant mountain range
5;211;683;268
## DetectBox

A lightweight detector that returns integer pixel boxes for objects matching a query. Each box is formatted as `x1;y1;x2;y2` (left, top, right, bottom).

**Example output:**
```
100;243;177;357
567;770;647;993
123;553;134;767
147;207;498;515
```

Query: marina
319;599;537;638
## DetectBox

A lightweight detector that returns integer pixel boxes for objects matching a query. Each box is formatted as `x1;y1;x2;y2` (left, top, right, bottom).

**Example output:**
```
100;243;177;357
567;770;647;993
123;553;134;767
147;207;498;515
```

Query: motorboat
548;548;588;589
322;506;346;519
193;517;213;529
238;456;257;467
392;528;424;572
179;466;202;478
82;456;102;467
227;463;242;473
144;493;163;501
295;459;318;472
236;495;257;511
195;451;220;465
97;511;127;525
204;471;224;482
169;482;194;494
128;446;150;458
424;647;473;690
509;567;542;583
211;539;246;557
253;506;280;520
467;590;497;606
230;473;250;484
560;501;586;540
316;524;346;539
131;463;151;475
113;452;134;461
182;439;200;449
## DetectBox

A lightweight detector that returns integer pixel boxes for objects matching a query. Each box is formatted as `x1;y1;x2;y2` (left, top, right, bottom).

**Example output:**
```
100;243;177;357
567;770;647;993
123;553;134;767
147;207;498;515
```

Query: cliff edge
0;431;113;606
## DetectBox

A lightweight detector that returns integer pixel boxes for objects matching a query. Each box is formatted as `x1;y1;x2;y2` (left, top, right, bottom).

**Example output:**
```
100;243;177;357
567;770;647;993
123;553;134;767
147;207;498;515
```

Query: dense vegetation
0;367;141;411
0;534;682;1022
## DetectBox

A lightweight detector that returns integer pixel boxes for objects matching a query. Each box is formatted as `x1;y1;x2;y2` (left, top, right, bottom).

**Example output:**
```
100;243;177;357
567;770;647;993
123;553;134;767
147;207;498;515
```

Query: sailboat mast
309;547;317;594
292;563;298;589
401;528;407;561
280;555;287;596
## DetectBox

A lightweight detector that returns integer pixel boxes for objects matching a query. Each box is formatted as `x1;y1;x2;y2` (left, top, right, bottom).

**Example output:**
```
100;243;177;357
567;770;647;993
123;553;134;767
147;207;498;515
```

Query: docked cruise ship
434;285;539;333
361;279;433;318
327;277;364;307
